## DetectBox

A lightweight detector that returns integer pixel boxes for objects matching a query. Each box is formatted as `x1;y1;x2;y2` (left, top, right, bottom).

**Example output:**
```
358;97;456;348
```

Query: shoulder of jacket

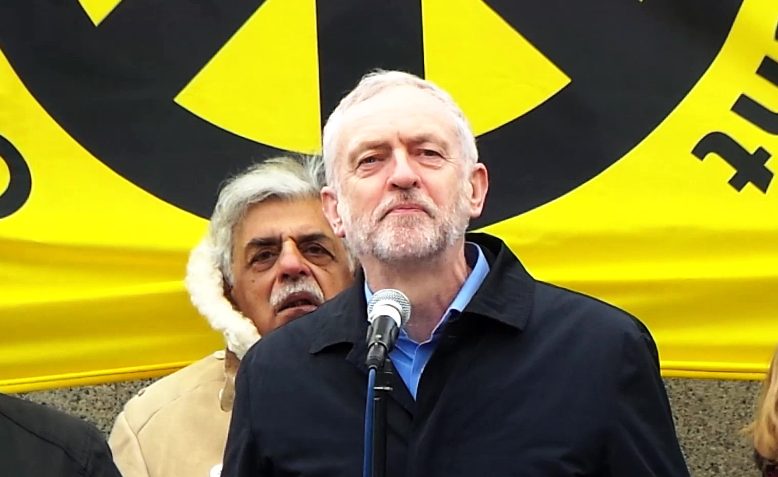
119;353;226;426
534;281;646;333
0;394;104;456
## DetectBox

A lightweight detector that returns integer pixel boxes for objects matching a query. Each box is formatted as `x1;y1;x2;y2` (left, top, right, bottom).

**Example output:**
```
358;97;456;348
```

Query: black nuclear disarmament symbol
0;0;743;225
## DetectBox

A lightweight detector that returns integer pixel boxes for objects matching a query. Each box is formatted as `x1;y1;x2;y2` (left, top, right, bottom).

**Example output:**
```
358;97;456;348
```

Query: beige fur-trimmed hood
184;238;260;360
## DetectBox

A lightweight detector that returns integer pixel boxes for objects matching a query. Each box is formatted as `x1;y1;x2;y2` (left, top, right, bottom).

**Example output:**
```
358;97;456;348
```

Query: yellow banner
1;0;776;390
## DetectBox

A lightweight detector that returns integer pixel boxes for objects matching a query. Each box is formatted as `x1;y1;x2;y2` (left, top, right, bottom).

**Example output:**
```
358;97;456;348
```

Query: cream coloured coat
109;350;239;477
109;239;258;477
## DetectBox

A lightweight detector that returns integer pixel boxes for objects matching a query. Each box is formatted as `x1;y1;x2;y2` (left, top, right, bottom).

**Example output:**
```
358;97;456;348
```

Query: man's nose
276;243;311;280
387;151;420;190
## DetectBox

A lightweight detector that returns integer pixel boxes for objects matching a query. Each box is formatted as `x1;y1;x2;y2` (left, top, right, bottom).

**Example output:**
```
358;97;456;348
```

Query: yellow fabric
483;0;778;378
0;46;222;391
1;0;777;391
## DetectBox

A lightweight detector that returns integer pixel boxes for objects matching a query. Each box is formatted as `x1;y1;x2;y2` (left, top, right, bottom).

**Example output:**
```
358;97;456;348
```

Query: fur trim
185;238;260;359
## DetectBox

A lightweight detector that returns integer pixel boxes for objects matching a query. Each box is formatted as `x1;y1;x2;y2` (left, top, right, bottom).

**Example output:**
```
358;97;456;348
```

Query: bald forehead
333;86;460;163
344;84;452;121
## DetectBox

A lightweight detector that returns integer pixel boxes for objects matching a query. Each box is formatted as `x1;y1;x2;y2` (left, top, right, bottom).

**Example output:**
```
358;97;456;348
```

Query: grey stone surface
665;378;761;477
13;379;153;435
13;377;764;476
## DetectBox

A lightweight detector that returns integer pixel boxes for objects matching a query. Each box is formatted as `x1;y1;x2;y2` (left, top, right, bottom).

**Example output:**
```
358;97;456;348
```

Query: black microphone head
367;288;411;328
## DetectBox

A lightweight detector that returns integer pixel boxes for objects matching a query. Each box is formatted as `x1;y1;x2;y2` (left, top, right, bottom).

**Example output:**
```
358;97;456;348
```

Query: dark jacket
223;233;689;476
0;393;121;477
755;452;778;477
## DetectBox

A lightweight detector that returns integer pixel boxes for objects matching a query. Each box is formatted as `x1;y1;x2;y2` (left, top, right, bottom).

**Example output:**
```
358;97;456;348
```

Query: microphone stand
373;358;394;477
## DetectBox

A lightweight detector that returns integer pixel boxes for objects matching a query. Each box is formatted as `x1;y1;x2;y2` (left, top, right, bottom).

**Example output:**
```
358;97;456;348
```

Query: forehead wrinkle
348;138;391;157
295;232;334;245
335;87;461;171
405;131;452;149
245;236;280;248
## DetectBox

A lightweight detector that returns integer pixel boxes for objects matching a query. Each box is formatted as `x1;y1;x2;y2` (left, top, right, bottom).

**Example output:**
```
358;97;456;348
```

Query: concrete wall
15;377;761;477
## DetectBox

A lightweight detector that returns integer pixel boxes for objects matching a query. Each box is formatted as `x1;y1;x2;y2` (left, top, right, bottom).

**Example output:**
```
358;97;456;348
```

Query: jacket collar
309;274;370;365
308;232;535;356
461;232;534;331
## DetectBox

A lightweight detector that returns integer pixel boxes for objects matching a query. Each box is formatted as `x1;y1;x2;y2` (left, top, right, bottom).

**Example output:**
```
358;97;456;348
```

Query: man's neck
362;242;470;343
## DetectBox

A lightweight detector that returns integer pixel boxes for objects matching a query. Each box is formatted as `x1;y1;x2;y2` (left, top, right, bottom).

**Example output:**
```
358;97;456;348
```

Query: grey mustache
270;279;325;310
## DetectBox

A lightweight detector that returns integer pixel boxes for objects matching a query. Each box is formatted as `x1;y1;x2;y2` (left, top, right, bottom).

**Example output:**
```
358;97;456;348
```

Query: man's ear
223;279;237;306
321;186;345;237
467;163;489;219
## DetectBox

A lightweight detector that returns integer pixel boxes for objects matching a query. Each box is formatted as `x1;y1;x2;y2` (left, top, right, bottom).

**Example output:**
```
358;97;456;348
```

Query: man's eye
250;250;277;269
303;243;331;256
252;251;274;261
357;156;381;167
305;243;324;253
303;243;334;264
419;148;442;158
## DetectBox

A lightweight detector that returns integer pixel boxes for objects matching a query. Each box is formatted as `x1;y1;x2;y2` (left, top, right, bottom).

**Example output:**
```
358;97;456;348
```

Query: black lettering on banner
692;132;772;192
690;21;777;193
756;53;778;85
731;56;778;134
0;135;32;218
731;95;778;135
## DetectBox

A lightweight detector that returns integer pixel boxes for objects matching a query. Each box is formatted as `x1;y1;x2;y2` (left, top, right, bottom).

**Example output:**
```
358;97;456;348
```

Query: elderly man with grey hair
109;156;354;477
222;71;689;477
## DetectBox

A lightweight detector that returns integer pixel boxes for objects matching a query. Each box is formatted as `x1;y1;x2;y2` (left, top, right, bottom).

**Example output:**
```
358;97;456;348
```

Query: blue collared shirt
364;242;490;399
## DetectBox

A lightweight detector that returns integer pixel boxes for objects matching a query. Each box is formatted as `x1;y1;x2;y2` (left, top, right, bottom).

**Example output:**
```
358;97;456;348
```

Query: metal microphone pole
373;358;394;477
364;289;410;477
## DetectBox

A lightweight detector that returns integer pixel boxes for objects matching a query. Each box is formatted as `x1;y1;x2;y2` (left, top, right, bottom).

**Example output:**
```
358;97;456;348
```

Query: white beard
339;187;471;263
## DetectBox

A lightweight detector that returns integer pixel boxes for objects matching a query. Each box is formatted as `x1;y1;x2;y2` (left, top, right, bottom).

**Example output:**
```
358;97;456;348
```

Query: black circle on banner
0;135;32;218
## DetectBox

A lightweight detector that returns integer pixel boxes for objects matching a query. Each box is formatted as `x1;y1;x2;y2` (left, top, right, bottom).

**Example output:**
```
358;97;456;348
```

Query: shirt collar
364;242;488;309
447;242;489;316
363;242;490;343
309;233;535;355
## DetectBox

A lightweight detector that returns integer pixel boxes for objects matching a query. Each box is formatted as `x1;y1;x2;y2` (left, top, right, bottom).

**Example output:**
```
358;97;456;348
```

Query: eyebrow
349;132;450;156
244;232;333;250
348;139;390;158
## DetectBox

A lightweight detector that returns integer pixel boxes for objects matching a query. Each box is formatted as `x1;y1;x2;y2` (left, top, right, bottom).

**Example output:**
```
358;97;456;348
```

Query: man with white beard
222;72;689;477
109;156;354;477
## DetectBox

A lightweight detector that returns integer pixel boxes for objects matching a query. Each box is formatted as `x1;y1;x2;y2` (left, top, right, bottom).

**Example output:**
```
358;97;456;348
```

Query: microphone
365;289;411;369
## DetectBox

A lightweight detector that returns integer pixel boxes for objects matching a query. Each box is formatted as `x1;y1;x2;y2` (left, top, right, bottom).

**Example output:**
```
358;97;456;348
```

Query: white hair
186;156;355;358
321;70;479;188
209;156;325;286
